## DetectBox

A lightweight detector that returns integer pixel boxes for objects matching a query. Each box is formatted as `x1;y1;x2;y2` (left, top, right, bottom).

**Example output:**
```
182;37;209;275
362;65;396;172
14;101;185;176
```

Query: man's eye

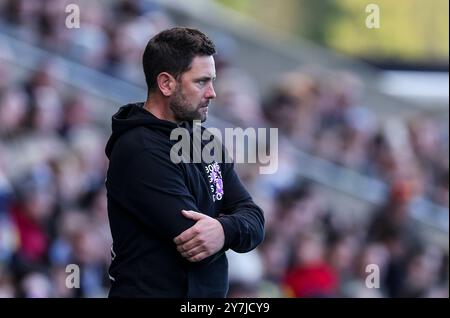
198;80;206;85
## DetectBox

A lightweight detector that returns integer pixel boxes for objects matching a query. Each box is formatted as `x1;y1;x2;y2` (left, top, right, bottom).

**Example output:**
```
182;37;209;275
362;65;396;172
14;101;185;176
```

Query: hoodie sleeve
115;148;199;241
216;162;265;253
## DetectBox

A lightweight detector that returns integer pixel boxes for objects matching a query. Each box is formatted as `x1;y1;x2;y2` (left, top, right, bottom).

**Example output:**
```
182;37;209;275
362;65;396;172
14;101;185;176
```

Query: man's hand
174;210;225;262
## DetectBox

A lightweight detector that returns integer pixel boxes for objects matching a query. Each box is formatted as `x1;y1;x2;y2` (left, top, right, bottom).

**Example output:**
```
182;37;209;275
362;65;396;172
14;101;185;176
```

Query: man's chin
196;111;207;123
199;107;208;122
184;115;206;124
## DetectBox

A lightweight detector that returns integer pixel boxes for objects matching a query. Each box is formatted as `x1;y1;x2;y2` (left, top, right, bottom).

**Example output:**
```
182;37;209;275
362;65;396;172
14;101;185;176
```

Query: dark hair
142;27;216;93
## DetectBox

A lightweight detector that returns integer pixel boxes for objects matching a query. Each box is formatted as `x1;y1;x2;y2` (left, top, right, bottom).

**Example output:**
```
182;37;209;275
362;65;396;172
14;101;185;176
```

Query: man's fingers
174;224;201;245
173;210;206;244
180;245;206;259
187;251;209;263
181;210;205;221
180;246;206;257
176;237;199;253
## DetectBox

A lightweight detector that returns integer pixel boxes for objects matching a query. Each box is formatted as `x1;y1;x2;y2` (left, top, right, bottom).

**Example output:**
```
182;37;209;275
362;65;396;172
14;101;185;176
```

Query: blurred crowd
0;0;448;298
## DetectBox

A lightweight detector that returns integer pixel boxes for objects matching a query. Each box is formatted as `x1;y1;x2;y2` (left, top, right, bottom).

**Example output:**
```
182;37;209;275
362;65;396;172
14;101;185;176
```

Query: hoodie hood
105;102;183;158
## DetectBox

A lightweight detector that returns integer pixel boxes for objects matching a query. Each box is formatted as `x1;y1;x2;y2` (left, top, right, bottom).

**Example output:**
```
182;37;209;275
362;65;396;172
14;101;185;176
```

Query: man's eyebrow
195;75;216;81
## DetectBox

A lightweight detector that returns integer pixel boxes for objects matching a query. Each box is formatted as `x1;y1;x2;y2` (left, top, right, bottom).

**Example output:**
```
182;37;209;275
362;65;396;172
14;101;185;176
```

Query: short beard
169;85;205;123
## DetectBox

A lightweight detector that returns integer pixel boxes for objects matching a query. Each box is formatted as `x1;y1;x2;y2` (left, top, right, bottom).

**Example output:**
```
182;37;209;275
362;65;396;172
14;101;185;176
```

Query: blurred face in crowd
169;55;216;123
296;236;325;265
24;190;55;223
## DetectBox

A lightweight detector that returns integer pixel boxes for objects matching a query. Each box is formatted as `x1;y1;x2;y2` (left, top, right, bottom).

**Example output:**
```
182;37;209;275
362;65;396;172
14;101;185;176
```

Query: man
105;27;264;298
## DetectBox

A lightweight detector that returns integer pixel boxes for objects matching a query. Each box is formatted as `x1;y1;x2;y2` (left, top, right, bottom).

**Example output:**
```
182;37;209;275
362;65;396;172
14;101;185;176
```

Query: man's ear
157;72;177;97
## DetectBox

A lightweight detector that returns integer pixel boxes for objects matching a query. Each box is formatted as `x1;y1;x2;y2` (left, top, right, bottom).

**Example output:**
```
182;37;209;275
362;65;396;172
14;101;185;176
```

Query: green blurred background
216;0;449;68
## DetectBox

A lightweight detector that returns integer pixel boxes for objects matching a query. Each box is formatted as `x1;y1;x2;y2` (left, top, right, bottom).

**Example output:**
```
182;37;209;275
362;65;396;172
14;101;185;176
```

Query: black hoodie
105;102;264;298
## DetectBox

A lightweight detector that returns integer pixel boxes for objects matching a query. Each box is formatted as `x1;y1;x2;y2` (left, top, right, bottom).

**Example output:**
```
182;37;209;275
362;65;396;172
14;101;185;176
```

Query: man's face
169;55;216;123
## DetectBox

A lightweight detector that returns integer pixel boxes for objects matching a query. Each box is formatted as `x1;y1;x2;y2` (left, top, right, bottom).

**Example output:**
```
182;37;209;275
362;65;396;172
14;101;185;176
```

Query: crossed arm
174;209;225;262
122;149;264;262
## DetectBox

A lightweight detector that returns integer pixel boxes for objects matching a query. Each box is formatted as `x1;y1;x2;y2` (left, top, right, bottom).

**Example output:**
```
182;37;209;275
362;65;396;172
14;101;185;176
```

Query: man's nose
205;83;216;99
